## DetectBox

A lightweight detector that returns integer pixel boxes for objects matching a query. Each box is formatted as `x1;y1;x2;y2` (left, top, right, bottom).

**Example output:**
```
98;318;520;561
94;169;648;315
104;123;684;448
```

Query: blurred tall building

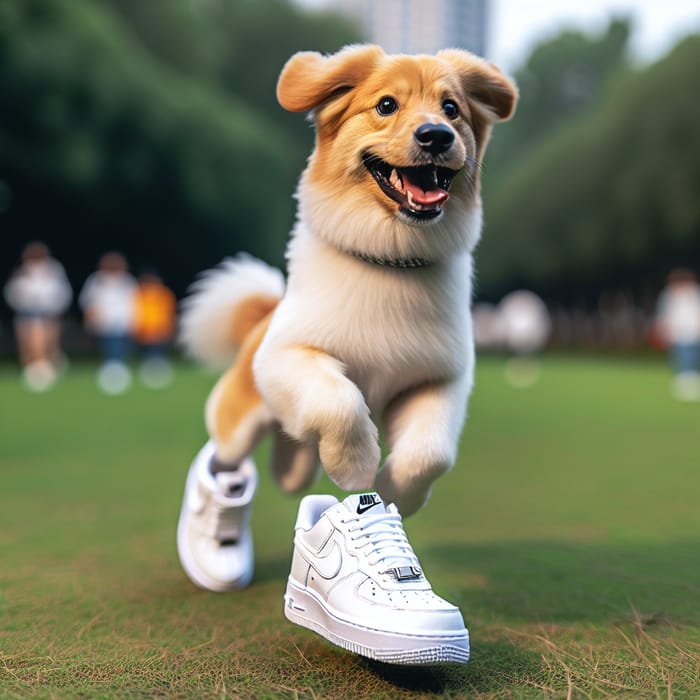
312;0;488;56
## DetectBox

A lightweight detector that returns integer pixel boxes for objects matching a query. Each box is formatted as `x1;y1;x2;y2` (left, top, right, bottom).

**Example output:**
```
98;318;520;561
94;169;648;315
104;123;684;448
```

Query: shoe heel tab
295;495;338;531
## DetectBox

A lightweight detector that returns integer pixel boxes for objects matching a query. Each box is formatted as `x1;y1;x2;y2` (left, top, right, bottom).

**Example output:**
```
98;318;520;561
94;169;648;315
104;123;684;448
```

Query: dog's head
278;44;517;262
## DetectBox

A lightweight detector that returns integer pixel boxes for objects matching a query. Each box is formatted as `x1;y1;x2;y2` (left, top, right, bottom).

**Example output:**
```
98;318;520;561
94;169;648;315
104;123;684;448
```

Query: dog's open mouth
362;153;458;220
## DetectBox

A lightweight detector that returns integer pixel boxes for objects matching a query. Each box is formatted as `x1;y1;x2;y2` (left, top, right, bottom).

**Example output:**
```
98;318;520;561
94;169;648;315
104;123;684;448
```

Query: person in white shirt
3;242;72;391
79;252;137;394
498;289;551;388
656;268;700;400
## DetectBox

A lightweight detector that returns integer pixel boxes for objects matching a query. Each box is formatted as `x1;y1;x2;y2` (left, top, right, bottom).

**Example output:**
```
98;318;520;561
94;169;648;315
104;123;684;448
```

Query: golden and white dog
181;44;516;517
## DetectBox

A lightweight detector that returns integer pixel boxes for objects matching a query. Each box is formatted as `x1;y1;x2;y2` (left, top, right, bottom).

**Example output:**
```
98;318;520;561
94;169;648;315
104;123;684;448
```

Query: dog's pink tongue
403;181;449;206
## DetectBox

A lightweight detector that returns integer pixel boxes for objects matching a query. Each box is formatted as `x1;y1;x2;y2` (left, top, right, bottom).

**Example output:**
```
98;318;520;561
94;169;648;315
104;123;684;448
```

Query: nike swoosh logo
295;537;343;580
356;502;380;515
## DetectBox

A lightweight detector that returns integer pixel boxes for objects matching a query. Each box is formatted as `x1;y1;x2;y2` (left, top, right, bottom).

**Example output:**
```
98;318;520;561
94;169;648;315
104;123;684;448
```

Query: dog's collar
352;251;432;269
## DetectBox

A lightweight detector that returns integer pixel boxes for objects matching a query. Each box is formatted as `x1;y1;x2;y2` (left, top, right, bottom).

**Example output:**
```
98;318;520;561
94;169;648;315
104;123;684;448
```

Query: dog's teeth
406;191;424;210
431;169;438;187
390;169;403;190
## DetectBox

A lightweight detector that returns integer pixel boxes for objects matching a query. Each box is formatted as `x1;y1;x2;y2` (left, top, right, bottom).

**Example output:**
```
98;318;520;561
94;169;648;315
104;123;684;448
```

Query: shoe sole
284;579;470;665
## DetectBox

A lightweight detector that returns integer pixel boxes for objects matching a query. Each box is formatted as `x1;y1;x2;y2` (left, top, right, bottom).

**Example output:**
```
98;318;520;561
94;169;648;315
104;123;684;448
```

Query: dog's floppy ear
277;44;385;113
438;49;518;122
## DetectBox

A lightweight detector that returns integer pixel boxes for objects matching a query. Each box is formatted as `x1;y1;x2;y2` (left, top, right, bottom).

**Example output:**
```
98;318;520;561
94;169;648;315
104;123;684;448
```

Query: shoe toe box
332;576;467;634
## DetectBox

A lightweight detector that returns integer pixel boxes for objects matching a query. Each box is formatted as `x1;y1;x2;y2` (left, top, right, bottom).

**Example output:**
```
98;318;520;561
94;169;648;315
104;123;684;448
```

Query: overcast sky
294;0;700;72
489;0;700;72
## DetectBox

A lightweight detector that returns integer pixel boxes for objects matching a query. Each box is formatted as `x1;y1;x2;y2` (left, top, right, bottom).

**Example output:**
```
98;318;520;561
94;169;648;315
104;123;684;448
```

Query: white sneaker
177;441;258;591
284;492;470;665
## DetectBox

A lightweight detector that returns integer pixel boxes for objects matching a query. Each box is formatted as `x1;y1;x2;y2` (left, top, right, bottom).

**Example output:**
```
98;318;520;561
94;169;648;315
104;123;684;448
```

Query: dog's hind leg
375;373;472;517
205;311;320;489
205;314;276;468
270;428;320;493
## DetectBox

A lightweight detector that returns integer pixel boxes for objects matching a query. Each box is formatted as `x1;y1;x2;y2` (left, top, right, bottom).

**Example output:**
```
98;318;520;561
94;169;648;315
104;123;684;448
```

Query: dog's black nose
414;123;455;154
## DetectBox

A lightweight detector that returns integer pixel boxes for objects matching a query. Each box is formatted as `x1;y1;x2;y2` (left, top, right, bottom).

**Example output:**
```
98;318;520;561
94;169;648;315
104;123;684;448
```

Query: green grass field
1;357;699;699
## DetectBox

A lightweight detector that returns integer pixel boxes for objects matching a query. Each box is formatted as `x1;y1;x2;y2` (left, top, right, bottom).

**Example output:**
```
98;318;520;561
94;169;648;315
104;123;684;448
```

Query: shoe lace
346;511;421;576
201;482;247;542
205;505;242;543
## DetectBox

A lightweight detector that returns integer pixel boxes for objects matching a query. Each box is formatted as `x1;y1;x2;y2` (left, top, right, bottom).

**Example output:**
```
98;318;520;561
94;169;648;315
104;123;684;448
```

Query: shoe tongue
342;492;387;516
214;471;246;498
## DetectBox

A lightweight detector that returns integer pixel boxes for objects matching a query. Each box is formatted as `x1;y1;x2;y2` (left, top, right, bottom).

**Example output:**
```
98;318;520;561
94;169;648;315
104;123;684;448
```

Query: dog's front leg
254;344;380;490
376;374;471;517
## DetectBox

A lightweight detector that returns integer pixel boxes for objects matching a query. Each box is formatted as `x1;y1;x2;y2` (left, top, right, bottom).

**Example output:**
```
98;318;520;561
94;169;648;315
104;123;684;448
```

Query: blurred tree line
479;20;700;307
1;3;698;315
0;0;360;303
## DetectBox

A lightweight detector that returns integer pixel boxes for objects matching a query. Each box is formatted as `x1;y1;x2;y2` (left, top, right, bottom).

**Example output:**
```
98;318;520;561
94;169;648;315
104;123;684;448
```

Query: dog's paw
319;413;380;491
374;456;448;517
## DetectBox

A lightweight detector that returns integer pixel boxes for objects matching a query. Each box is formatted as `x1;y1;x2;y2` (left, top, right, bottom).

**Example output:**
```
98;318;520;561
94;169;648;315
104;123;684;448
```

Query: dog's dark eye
376;96;398;116
442;100;459;119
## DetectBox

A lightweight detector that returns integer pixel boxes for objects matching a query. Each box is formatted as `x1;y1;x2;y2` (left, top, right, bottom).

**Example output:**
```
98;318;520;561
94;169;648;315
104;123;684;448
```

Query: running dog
177;42;516;664
181;44;516;515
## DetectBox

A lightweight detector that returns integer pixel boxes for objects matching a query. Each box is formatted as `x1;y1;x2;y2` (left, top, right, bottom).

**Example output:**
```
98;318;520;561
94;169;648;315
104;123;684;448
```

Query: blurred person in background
79;252;137;395
655;267;700;401
3;242;72;392
132;269;177;389
498;289;552;388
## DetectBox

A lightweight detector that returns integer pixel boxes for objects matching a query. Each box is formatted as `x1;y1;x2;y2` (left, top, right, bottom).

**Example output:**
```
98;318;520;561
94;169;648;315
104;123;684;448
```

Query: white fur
179;255;285;369
253;208;478;513
297;161;483;263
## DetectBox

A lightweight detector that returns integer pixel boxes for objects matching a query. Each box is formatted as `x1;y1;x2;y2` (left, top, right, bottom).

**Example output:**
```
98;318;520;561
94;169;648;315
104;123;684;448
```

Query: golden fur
182;45;517;515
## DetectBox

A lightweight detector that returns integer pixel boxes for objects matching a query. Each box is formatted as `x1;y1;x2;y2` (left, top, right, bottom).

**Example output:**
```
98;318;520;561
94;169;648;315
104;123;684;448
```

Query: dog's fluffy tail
179;255;284;369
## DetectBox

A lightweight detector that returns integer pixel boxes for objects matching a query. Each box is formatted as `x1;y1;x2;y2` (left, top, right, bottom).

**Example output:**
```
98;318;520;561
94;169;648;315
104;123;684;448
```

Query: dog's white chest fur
260;223;474;414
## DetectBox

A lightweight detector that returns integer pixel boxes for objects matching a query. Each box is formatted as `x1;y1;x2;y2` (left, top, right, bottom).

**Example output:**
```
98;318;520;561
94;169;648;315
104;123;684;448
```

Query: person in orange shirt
132;270;177;388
